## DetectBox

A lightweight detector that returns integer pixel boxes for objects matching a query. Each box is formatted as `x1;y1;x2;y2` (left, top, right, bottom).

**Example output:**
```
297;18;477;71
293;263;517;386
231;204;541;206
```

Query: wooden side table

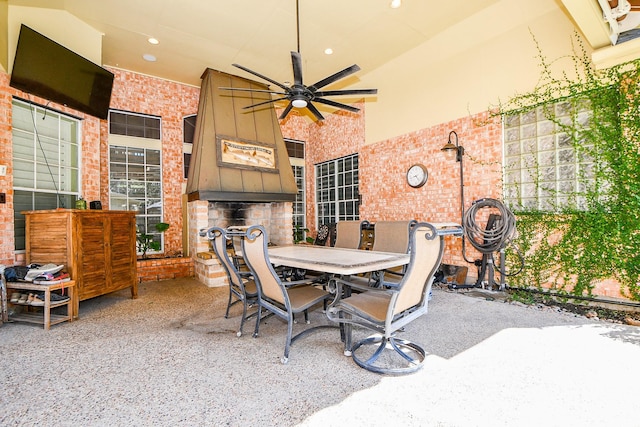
6;280;76;330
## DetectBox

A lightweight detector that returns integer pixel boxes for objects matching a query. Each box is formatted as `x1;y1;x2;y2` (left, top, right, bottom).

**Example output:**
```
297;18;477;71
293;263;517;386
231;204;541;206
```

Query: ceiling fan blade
232;63;290;91
306;102;325;121
314;88;378;97
291;51;303;86
309;64;361;91
313;97;360;113
219;87;287;95
243;97;289;110
279;102;294;120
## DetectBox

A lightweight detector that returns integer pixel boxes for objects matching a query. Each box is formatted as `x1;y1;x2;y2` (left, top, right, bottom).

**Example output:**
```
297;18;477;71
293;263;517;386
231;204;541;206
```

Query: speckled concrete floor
1;278;639;426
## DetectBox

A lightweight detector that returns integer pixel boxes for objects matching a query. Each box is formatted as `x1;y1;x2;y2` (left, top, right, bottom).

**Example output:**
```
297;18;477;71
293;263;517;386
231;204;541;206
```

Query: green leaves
498;33;640;300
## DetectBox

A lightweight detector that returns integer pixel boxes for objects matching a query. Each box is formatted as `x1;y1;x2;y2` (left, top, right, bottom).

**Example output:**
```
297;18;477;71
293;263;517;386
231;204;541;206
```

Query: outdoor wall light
441;130;464;162
441;130;473;263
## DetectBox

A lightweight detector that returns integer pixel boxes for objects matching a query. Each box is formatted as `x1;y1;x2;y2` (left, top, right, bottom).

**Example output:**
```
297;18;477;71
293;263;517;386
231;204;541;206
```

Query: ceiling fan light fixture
222;0;377;121
292;98;308;108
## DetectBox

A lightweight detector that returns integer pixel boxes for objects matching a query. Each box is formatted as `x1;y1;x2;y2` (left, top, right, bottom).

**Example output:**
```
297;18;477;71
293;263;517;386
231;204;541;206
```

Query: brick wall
0;68;199;280
136;257;195;283
106;68;200;255
0;72;14;266
297;107;503;274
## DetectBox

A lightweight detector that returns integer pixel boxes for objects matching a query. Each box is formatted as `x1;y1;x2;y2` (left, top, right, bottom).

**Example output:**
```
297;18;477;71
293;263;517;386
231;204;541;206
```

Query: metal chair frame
327;222;453;375
200;226;258;337
241;225;333;364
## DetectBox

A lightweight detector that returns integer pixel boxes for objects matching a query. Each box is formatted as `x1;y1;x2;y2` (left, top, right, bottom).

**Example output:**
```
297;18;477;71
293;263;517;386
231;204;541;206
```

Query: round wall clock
406;164;428;188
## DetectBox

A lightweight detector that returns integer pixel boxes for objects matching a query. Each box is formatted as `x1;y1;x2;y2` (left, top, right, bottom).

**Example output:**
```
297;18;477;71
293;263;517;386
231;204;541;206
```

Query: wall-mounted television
10;24;114;120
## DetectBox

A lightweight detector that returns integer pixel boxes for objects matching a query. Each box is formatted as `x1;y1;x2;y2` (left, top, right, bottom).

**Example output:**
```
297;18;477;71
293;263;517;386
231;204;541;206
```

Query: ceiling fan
221;0;377;121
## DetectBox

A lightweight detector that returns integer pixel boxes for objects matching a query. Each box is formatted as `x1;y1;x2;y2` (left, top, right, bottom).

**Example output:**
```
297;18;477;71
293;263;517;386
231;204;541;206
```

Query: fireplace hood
186;68;298;202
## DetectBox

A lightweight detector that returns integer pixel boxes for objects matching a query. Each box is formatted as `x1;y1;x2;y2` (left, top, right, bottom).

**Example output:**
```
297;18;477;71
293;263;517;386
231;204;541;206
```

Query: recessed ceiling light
390;0;401;8
148;37;159;45
324;48;333;55
143;53;157;62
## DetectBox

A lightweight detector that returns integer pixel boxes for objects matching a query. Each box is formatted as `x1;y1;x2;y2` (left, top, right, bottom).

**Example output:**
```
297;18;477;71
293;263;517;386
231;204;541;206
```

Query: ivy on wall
494;35;640;300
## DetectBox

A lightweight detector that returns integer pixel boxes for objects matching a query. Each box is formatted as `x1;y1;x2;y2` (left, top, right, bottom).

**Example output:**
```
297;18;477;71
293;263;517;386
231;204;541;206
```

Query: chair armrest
282;277;320;288
333;275;397;294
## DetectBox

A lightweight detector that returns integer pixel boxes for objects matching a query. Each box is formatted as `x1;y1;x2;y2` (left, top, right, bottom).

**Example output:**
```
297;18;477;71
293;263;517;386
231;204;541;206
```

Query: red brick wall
0;72;104;265
0;72;13;266
361;112;503;266
0;68;199;267
106;69;200;255
292;106;503;268
136;257;195;283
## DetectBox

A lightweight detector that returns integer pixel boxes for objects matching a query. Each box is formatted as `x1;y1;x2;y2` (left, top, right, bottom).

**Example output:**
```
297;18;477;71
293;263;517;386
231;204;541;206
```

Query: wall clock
406;164;428;188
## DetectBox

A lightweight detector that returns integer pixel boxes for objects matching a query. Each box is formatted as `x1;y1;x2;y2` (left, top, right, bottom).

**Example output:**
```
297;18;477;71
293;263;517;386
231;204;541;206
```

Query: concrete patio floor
1;277;639;426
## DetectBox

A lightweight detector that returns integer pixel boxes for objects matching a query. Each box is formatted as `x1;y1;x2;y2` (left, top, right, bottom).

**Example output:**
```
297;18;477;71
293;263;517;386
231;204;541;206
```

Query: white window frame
315;154;359;227
108;111;164;255
12;98;82;251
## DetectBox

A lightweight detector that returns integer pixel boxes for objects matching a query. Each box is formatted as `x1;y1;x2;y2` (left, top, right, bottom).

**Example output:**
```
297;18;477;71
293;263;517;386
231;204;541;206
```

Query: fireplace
204;201;292;245
189;200;293;287
185;69;298;287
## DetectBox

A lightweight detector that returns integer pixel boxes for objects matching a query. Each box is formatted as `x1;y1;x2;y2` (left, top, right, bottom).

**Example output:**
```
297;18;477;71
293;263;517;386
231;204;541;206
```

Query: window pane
109;111;161;140
12;100;81;250
315;154;359;226
108;142;164;254
502;98;595;212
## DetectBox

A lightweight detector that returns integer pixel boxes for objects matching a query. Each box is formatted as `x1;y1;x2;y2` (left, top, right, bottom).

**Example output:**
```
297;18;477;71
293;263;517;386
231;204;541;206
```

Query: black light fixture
441;130;464;162
441;130;473;263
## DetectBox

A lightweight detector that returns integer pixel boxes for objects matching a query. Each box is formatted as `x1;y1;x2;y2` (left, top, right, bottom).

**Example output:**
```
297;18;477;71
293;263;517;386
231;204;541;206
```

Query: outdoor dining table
268;222;462;276
267;245;410;276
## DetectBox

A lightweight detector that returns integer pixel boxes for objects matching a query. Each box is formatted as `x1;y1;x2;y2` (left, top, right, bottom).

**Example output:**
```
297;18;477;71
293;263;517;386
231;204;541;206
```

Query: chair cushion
338;290;391;323
287;286;329;312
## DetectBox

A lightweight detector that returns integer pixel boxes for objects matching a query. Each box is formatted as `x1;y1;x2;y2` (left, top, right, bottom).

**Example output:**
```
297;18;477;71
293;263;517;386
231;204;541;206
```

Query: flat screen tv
10;24;114;119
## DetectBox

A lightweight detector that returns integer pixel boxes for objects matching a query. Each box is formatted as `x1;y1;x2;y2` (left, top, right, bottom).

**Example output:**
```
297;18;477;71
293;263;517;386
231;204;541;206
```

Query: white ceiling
8;0;502;88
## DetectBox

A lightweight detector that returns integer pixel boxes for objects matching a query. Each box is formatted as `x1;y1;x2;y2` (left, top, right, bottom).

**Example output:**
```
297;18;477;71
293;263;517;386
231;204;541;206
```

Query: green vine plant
492;32;640;300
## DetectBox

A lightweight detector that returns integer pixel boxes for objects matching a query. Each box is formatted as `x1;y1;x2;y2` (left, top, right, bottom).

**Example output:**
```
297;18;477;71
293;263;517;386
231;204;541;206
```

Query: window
503;99;595;211
12;99;81;250
287;138;306;233
292;164;305;231
285;139;305;159
108;111;164;253
109;110;161;139
183;114;196;179
315;154;359;226
109;146;163;252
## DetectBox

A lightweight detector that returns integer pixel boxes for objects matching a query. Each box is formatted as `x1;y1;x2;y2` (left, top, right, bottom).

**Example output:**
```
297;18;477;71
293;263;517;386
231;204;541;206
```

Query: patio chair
200;226;258;337
333;220;368;249
369;219;417;283
241;225;333;364
326;222;444;375
227;225;249;272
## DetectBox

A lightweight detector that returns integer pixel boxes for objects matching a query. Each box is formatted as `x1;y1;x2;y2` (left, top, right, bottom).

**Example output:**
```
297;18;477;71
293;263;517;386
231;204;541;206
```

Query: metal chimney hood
186;68;298;203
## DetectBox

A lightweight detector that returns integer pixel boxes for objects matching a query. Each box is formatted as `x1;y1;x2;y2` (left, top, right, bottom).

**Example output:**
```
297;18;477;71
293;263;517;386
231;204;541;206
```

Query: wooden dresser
23;209;138;312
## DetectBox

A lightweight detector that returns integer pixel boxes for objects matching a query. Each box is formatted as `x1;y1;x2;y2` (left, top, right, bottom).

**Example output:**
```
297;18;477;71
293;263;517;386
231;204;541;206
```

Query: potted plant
293;224;314;244
137;222;170;259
